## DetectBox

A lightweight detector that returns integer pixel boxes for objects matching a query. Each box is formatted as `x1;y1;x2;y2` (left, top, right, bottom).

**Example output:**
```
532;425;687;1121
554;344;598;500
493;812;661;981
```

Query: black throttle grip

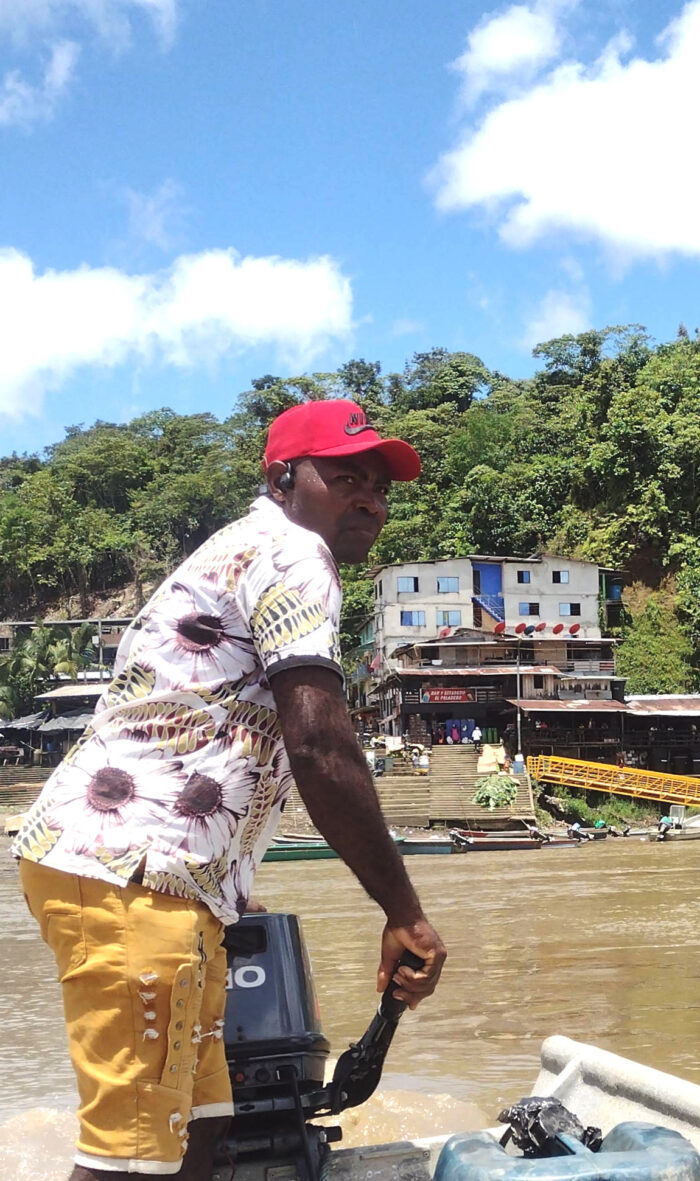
379;950;425;1020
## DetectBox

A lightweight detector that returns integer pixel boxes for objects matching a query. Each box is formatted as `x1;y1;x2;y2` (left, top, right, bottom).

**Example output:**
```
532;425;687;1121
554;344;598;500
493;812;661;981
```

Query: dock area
0;745;536;835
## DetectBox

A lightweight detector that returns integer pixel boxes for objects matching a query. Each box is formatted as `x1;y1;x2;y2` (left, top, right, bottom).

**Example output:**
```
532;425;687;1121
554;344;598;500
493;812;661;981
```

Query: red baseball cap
262;399;421;481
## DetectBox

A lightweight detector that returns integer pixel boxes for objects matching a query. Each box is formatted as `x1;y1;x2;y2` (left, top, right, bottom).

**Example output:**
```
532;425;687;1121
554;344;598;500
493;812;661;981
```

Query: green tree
616;584;694;694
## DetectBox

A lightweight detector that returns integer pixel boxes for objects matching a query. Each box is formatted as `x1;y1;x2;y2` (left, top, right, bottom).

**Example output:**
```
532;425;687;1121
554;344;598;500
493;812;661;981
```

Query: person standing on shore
13;400;447;1181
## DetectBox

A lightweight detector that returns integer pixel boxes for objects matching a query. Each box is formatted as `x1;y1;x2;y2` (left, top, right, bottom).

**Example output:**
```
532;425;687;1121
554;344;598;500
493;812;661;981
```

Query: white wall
373;554;602;666
501;557;601;638
374;559;474;662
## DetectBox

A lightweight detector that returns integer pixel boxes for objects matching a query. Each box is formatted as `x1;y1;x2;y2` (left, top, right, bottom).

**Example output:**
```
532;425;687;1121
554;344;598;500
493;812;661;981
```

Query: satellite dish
524;624;536;635
494;621;506;634
569;623;581;635
552;623;564;634
515;622;527;634
535;622;547;632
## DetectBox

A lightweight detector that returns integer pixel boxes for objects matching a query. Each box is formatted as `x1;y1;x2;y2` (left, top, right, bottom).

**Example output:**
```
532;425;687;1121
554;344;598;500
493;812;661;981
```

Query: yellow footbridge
528;754;700;807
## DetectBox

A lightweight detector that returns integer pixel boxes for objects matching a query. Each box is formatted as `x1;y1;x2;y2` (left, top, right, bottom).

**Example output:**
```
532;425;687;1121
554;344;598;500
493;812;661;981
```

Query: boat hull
217;1034;700;1180
454;836;543;852
263;843;339;862
400;838;453;855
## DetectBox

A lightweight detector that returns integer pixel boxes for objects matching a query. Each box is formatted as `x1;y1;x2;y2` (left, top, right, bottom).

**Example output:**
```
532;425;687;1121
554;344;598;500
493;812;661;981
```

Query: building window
437;610;461;627
533;675;544;689
0;637;9;651
552;570;569;584
437;576;459;593
518;602;540;616
397;576;419;592
517;570;531;584
400;610;426;626
559;602;581;616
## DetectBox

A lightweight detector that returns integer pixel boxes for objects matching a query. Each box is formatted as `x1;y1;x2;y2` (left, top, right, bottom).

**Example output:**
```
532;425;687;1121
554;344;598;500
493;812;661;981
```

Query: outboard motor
214;912;421;1181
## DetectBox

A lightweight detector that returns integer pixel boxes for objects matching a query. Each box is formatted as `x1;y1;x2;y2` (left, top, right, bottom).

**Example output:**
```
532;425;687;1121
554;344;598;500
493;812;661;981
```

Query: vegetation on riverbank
534;782;666;828
3;324;700;706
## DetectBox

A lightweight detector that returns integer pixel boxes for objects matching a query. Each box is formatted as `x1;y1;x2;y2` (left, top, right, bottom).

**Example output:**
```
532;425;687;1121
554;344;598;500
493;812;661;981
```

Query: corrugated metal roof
35;683;107;700
507;698;629;713
39;711;94;732
3;710;49;729
394;634;619;651
398;665;562;677
626;696;700;717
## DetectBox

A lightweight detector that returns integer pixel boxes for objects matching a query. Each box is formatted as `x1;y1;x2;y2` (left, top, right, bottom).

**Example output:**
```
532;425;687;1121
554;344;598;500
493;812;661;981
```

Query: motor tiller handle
327;949;426;1113
379;949;426;1020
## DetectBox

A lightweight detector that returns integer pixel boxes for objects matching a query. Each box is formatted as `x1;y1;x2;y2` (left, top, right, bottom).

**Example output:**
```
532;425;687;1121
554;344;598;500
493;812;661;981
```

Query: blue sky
1;0;698;455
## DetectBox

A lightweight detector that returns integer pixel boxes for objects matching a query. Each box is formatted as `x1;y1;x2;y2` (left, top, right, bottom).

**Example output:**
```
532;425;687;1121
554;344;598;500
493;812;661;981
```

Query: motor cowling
216;913;335;1179
222;912;330;1099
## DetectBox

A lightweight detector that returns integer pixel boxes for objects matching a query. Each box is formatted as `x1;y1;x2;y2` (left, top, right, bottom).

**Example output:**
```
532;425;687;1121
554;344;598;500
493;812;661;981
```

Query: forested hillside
2;324;699;694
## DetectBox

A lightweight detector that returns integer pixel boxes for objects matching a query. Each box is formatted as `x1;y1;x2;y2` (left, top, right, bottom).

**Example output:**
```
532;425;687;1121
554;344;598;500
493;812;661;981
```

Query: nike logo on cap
344;412;375;436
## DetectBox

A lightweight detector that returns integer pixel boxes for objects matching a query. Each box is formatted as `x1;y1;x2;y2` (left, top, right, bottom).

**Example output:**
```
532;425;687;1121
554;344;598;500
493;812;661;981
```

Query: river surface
3;836;700;1177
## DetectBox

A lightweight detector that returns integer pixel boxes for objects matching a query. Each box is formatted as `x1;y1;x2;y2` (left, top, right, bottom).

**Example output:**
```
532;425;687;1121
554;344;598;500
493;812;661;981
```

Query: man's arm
269;664;446;1008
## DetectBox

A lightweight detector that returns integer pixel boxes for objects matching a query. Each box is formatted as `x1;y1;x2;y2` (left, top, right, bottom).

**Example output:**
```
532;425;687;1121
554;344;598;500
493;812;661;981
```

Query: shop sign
422;687;474;703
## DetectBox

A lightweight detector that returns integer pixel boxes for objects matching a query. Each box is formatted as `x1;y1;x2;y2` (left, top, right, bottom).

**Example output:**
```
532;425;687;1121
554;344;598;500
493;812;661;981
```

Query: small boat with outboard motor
263;833;453;861
263;838;342;862
214;910;700;1181
450;826;581;851
450;828;543;852
649;810;700;842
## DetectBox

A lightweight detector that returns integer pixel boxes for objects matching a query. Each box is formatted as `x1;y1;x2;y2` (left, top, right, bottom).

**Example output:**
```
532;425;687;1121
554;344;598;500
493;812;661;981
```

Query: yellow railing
528;754;700;807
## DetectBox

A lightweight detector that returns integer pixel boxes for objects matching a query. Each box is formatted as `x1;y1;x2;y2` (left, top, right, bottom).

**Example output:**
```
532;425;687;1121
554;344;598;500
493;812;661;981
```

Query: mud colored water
3;837;700;1177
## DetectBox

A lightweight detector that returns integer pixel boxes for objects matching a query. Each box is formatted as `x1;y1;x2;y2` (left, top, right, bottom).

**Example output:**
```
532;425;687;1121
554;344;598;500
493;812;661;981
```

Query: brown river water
3;836;700;1177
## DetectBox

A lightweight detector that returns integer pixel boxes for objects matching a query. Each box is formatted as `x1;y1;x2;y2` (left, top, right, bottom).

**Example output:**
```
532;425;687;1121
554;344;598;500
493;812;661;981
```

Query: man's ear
266;460;291;503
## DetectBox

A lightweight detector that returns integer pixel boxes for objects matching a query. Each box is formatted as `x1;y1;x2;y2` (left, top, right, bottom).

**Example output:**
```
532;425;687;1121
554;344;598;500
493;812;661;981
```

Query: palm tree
0;624;56;684
0;681;20;722
0;621;98;717
51;622;97;681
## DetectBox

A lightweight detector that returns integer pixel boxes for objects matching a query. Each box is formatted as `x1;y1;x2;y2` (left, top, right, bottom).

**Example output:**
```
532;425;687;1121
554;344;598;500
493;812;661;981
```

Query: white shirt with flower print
13;497;343;924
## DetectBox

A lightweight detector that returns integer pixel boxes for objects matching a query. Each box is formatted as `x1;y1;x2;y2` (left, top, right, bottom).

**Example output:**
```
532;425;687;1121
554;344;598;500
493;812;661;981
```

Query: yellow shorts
19;859;233;1175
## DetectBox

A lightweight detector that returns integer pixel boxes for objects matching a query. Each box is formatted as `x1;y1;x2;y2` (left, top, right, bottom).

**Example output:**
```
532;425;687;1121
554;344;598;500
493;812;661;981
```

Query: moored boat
399;836;453;855
263;839;340;862
263;834;408;861
652;826;700;842
450;829;543;852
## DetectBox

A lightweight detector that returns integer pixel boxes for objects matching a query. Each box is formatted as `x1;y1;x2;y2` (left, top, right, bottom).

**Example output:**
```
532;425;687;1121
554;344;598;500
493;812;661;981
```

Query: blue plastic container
434;1122;700;1181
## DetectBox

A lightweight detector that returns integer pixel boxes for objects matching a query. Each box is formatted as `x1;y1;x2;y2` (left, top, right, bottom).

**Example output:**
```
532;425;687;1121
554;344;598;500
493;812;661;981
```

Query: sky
1;0;699;455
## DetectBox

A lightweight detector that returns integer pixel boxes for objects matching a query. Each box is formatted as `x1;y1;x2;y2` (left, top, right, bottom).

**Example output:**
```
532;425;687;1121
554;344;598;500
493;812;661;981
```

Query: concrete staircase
429;745;535;826
0;766;49;788
374;774;430;828
282;772;431;834
282;747;534;835
1;753;533;835
0;781;44;813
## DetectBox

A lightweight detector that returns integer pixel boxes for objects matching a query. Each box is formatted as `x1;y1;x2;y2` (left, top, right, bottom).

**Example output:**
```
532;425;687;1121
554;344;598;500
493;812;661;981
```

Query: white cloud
0;0;178;49
0;39;79;126
431;0;700;259
521;287;591;349
454;0;574;103
122;179;187;251
391;317;424;337
0;0;179;126
0;247;354;419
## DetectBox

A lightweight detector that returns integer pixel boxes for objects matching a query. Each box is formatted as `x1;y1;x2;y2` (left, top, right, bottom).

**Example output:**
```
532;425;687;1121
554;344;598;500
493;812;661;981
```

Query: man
13;399;446;1181
471;724;482;754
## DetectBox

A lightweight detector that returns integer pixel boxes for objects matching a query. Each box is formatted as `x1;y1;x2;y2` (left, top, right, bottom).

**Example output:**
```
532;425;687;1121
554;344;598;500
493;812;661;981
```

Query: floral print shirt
13;497;343;923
